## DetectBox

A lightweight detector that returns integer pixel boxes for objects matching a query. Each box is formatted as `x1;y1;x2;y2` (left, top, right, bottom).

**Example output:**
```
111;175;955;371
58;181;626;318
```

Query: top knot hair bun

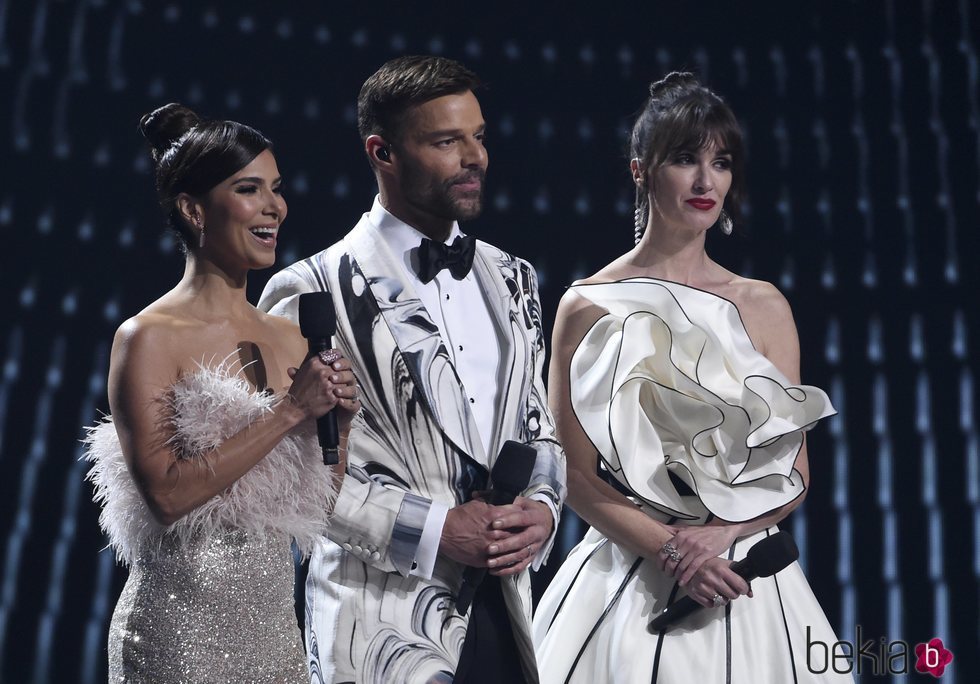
137;103;273;250
139;103;202;162
648;71;701;98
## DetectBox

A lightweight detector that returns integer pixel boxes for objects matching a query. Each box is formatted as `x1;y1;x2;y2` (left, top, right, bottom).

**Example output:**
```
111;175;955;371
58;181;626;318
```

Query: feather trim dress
84;359;338;683
532;279;853;684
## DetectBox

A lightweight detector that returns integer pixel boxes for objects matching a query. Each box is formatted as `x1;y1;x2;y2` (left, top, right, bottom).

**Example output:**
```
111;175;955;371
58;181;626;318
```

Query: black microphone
455;440;537;616
647;530;799;632
298;292;340;466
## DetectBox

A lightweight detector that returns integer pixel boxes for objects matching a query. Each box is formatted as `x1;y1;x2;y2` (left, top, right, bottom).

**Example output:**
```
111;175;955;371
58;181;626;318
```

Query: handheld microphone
298;292;340;466
455;440;537;616
647;530;799;632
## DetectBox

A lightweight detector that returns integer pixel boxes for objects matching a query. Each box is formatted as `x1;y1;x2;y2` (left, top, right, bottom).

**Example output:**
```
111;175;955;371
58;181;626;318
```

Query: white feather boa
84;357;338;565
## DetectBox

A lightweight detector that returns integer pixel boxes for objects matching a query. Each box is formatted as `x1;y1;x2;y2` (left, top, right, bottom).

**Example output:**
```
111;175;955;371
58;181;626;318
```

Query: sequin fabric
84;362;338;681
108;529;306;683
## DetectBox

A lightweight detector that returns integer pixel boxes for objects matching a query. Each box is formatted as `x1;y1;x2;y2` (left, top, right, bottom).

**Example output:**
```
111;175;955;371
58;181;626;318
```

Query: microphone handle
307;338;340;466
647;557;756;632
486;487;521;506
455;571;483;616
647;594;702;631
455;486;523;616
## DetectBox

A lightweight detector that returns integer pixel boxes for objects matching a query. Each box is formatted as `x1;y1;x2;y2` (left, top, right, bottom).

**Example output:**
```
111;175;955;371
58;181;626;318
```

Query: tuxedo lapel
470;243;534;463
345;219;489;468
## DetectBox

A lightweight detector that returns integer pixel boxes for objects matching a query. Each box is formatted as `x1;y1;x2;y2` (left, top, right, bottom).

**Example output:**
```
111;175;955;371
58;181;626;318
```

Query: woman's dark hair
138;103;272;248
630;72;745;242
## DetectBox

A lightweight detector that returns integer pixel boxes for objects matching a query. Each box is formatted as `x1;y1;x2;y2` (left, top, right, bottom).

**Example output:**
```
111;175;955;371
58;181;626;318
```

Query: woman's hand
680;556;752;609
110;319;357;525
327;352;362;431
486;497;555;577
285;349;359;421
658;524;742;586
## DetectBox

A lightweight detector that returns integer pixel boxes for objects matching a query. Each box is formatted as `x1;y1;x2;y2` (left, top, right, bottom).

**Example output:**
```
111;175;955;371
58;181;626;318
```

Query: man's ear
366;135;393;167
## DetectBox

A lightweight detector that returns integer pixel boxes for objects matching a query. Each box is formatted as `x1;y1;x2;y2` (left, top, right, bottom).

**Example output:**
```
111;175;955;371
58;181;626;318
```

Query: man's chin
452;197;483;221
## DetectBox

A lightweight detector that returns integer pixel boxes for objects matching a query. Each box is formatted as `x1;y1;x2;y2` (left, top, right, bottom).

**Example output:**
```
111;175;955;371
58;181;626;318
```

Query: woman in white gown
84;104;359;682
533;73;853;683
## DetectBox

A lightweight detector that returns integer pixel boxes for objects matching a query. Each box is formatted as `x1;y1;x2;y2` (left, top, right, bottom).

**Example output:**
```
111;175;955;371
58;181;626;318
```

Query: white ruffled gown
84;359;337;683
533;279;854;684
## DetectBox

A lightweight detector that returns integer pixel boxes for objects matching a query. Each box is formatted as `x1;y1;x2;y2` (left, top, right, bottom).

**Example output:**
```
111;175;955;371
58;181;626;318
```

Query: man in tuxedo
258;56;566;684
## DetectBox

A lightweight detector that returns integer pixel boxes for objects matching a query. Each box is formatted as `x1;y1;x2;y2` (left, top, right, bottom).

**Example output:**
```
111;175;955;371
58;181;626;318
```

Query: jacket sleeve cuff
408;500;450;580
389;491;434;576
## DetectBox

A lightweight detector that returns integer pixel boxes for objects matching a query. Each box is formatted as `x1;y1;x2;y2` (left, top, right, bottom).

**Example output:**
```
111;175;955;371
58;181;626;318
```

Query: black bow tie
416;235;476;284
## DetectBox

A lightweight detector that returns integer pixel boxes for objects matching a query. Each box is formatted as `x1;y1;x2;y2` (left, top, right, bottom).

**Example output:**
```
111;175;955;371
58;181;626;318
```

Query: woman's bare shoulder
719;275;799;360
723;276;793;323
552;287;611;357
114;309;196;347
110;310;207;376
571;256;637;287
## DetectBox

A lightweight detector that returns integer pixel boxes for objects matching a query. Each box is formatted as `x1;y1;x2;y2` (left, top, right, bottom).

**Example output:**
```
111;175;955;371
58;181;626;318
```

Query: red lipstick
686;198;716;210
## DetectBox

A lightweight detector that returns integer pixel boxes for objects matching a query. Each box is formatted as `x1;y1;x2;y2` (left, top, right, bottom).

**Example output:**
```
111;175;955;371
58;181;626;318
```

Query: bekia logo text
806;626;953;677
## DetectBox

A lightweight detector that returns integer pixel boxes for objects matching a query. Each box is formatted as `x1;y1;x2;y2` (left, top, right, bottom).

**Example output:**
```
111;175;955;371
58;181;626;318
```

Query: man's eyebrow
422;123;487;138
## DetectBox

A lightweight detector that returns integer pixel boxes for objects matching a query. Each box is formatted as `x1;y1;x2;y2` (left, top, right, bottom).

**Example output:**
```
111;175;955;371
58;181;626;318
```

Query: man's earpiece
376;146;390;162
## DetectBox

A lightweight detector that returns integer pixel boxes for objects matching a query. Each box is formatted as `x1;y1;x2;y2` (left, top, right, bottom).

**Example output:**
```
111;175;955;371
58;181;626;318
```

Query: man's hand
439;499;507;567
485;497;554;577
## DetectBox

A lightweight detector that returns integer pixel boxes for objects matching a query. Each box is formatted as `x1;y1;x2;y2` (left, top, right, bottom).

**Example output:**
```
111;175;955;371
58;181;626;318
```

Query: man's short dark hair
357;55;481;145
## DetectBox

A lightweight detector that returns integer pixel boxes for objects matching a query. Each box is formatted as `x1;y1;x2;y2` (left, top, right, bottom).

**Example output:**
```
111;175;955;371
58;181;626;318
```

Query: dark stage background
0;1;977;682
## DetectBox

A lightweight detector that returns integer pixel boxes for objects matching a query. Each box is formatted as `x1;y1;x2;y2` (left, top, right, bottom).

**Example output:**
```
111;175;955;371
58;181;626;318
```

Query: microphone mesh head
745;531;799;576
299;292;337;339
491;441;536;494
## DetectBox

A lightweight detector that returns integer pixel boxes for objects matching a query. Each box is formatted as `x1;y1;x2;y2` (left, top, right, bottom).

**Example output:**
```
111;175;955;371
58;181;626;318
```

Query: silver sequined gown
84;360;338;683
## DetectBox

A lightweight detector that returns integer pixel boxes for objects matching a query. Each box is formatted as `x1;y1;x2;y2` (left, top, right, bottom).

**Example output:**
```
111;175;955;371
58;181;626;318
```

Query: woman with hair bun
84;103;359;681
533;74;852;682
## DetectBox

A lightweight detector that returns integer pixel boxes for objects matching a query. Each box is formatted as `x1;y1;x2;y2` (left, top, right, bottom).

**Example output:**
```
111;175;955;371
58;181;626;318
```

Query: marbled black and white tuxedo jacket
258;213;566;683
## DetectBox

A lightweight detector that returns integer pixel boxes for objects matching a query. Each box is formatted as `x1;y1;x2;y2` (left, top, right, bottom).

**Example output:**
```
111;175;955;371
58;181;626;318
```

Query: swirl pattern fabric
259;212;565;683
569;278;835;523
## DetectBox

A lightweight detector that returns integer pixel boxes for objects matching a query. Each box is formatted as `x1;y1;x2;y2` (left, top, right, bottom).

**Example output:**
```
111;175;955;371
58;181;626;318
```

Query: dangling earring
195;217;206;248
633;186;646;245
718;210;733;236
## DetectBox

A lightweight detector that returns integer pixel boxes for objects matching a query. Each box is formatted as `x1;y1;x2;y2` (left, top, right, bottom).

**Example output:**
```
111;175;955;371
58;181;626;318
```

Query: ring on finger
318;350;341;365
661;542;682;563
712;593;726;607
